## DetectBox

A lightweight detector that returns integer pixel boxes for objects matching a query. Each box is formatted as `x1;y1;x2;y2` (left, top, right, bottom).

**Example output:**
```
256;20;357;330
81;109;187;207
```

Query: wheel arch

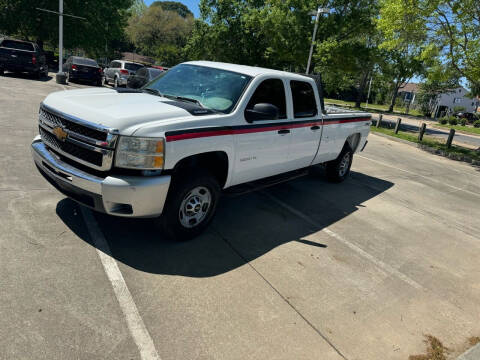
345;133;361;152
171;151;230;189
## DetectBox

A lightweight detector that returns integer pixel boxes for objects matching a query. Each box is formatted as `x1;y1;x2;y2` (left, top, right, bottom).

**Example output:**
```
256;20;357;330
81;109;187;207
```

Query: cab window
246;79;287;119
290;80;317;118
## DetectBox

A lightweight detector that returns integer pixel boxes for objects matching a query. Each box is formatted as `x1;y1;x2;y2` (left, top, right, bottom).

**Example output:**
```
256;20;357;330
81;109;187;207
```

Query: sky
144;0;201;18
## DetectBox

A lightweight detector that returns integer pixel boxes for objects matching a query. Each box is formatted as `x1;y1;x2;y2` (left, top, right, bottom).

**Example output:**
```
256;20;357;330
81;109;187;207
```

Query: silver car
104;60;144;87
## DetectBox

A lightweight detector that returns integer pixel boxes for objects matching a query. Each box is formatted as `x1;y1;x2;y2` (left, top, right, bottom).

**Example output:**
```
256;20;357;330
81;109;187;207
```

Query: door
288;80;323;168
231;78;293;185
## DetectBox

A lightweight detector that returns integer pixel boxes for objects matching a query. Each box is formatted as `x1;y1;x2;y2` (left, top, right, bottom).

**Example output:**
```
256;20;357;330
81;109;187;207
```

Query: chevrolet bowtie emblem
52;126;68;142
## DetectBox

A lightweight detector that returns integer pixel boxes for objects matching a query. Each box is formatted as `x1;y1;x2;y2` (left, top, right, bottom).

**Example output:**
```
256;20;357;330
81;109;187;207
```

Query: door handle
310;125;320;131
278;129;290;135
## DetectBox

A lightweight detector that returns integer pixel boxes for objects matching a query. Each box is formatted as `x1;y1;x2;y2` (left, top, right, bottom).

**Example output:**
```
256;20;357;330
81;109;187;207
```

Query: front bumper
31;136;171;217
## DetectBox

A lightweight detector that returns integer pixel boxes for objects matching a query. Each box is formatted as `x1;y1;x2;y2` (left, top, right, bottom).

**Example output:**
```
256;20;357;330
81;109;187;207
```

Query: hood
43;88;194;135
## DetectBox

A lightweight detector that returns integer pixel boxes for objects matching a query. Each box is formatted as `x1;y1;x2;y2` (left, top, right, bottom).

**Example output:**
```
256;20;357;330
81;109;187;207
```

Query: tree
377;0;480;93
150;1;193;18
378;50;424;112
314;0;381;107
0;0;133;57
126;5;194;65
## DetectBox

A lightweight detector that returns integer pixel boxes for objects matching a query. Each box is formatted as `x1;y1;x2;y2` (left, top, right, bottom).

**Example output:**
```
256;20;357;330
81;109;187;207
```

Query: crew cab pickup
0;38;48;78
31;61;371;240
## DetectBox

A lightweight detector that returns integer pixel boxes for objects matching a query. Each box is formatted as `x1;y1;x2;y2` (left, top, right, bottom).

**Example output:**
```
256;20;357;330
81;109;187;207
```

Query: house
398;83;420;105
433;86;479;117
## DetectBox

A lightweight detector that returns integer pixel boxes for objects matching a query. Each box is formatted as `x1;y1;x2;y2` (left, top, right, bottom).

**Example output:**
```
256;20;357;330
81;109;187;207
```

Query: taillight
32;56;36;64
120;69;129;75
98;68;103;73
71;64;77;70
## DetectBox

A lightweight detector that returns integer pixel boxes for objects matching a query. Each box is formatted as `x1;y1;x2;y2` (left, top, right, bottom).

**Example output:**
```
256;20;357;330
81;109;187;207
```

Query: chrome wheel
338;152;351;177
178;186;212;228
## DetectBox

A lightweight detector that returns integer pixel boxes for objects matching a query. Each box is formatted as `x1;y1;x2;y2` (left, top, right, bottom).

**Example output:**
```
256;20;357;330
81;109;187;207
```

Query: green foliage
377;0;480;91
150;1;193;18
474;120;480;128
0;0;133;57
448;117;457;125
459;118;467;126
126;5;193;66
439;117;448;125
453;106;466;113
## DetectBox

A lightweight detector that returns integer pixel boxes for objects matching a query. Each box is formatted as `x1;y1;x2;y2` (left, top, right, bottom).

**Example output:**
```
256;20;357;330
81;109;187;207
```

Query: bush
439;117;448;124
459;118;467;126
448;117;458;125
474;120;480;128
453;106;466;113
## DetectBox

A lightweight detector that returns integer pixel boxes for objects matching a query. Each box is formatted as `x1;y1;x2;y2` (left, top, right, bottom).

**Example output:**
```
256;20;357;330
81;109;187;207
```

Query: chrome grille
39;107;108;141
38;104;118;171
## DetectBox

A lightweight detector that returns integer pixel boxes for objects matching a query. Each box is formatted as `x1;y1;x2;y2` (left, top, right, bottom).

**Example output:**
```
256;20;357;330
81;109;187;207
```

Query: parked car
104;60;144;87
62;56;103;86
0;38;48;78
127;67;164;89
454;112;477;122
31;61;371;240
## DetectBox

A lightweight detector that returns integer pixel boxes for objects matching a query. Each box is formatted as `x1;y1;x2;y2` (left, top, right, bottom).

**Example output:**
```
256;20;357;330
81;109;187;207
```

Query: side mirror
245;103;280;122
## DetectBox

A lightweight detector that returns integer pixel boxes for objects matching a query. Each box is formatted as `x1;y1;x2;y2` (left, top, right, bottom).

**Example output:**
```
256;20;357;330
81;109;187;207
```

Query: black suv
0;38;48;78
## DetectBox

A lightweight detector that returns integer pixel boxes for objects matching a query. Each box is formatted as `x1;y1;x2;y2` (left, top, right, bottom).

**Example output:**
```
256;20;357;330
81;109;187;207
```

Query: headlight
115;136;164;169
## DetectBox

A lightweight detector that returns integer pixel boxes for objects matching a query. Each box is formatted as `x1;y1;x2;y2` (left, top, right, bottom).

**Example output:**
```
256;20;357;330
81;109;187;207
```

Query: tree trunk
388;82;401;112
355;70;370;108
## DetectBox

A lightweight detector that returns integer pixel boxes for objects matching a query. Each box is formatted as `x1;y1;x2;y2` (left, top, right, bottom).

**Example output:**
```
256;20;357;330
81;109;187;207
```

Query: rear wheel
157;171;220;241
325;144;353;183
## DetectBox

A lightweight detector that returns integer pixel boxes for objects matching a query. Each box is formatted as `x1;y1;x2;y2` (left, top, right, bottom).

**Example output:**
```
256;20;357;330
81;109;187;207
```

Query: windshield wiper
164;94;205;107
142;88;163;97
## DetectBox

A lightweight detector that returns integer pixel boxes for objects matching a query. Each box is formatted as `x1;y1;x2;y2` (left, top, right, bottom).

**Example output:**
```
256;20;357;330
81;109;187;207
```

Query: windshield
125;63;144;71
74;57;98;67
144;64;252;113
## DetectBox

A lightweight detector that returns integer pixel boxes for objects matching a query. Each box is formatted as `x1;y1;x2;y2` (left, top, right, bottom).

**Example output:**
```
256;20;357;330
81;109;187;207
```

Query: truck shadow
3;71;53;82
56;171;393;278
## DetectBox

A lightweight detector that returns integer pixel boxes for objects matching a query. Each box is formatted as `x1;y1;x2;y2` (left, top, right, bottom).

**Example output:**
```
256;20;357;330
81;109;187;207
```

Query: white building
433;87;479;117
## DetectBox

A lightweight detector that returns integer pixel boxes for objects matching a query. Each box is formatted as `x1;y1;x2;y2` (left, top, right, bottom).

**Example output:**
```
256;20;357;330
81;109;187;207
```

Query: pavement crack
212;226;349;360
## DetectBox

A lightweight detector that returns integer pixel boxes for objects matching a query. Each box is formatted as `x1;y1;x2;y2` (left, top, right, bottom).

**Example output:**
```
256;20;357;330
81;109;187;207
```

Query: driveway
1;74;480;359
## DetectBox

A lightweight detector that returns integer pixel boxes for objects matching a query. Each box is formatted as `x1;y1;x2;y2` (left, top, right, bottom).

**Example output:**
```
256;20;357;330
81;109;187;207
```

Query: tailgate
0;48;35;66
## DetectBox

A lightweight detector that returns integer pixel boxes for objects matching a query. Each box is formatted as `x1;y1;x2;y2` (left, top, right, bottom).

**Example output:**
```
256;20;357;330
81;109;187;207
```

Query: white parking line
261;191;424;291
357;155;480;198
80;207;161;360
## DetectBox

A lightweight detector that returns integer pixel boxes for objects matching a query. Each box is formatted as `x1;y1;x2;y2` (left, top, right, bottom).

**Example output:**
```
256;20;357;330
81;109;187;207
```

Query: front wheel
157;171;221;241
325;145;353;183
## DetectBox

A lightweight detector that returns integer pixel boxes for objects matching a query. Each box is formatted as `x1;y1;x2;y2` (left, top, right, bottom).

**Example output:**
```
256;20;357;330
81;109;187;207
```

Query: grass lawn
370;126;480;161
434;123;480;136
325;98;423;117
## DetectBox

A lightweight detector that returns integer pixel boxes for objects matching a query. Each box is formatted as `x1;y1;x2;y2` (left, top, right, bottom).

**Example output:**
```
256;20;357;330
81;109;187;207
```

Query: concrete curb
432;125;480;139
457;343;480;360
370;132;480;166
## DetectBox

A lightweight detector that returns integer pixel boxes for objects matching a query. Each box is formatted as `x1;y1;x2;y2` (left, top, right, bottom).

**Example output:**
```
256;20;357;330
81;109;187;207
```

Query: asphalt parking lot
1;74;480;360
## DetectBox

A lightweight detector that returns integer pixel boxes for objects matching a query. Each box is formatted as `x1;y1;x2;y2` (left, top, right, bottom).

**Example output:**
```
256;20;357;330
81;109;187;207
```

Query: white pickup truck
31;61;371;240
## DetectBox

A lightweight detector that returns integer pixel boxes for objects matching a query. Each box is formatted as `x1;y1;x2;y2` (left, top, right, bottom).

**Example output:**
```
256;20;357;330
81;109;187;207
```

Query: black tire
95;79;102;86
0;68;5;76
157;170;221;241
325;144;353;183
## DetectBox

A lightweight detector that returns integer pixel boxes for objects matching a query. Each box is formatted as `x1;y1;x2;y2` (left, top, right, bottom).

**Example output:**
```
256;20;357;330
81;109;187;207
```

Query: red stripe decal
166;117;369;142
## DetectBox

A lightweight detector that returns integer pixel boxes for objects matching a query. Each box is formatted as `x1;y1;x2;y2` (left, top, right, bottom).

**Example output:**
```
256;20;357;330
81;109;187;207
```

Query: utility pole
365;76;373;108
37;1;86;84
306;7;329;74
